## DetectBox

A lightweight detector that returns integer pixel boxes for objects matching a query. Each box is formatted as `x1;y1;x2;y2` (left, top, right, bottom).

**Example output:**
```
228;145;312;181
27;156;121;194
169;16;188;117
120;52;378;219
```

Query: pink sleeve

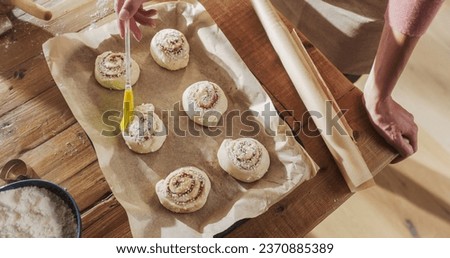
385;0;444;37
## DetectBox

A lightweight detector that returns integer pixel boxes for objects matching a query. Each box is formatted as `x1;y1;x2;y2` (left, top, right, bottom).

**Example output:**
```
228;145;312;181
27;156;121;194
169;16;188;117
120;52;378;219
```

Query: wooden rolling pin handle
11;0;52;20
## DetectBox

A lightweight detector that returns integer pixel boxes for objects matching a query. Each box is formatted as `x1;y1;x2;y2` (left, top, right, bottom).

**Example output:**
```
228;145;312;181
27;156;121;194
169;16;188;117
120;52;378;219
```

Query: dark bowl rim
0;179;82;238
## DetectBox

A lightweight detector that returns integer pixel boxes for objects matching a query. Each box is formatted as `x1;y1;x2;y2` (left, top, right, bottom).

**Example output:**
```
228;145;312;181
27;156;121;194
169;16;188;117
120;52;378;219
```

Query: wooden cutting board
0;0;395;237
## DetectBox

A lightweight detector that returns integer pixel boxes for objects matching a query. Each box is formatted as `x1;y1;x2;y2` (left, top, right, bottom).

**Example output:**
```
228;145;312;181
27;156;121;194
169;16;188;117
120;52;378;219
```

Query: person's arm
363;0;443;163
115;0;157;41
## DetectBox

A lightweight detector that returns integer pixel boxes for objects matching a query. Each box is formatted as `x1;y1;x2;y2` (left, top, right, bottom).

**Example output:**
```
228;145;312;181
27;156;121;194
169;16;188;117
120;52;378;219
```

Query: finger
119;0;142;20
390;136;414;164
392;134;415;160
138;8;157;17
130;18;142;41
403;126;418;153
412;132;418;152
118;19;125;39
134;13;156;27
373;125;413;162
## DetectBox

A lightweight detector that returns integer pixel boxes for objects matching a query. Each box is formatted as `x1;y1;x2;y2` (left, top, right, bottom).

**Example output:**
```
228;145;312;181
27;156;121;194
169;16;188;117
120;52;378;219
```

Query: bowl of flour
0;179;81;238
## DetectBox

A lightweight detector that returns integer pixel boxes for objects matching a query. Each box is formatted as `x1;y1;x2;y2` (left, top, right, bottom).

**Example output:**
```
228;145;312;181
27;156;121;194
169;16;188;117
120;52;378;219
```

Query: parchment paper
43;1;317;237
251;0;374;192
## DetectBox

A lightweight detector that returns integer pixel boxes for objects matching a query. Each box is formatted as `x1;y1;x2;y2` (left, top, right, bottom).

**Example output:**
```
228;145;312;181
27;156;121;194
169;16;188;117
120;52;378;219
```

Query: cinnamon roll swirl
150;29;190;70
156;166;211;213
94;51;140;90
122;103;167;154
217;138;270;183
182;81;228;127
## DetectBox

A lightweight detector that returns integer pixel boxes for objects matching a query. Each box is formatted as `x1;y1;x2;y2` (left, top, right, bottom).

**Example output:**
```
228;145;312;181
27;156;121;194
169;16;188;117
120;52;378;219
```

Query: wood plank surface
0;0;396;238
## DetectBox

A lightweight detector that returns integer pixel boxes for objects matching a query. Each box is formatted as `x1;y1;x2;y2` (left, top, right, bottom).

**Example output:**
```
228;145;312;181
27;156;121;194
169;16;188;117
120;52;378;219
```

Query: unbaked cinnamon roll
150;28;190;70
94;51;140;90
182;81;228;127
217;138;270;183
122;103;167;154
156;166;211;213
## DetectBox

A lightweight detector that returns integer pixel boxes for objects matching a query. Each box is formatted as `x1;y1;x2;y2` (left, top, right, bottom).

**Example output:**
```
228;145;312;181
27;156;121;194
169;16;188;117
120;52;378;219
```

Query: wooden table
0;0;395;237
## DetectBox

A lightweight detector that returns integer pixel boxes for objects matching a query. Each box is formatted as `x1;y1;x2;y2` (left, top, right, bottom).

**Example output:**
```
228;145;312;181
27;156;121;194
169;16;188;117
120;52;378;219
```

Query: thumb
119;0;141;20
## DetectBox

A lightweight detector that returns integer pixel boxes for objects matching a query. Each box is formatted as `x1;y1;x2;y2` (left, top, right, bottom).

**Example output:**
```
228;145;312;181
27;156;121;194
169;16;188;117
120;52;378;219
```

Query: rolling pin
251;0;375;191
0;0;52;20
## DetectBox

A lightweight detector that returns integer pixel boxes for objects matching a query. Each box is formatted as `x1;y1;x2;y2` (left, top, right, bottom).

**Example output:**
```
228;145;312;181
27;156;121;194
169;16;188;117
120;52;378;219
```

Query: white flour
0;186;77;238
90;0;113;24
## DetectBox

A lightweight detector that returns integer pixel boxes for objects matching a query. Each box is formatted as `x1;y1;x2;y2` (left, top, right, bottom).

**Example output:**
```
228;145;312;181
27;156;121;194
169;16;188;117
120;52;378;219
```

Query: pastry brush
120;20;134;133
